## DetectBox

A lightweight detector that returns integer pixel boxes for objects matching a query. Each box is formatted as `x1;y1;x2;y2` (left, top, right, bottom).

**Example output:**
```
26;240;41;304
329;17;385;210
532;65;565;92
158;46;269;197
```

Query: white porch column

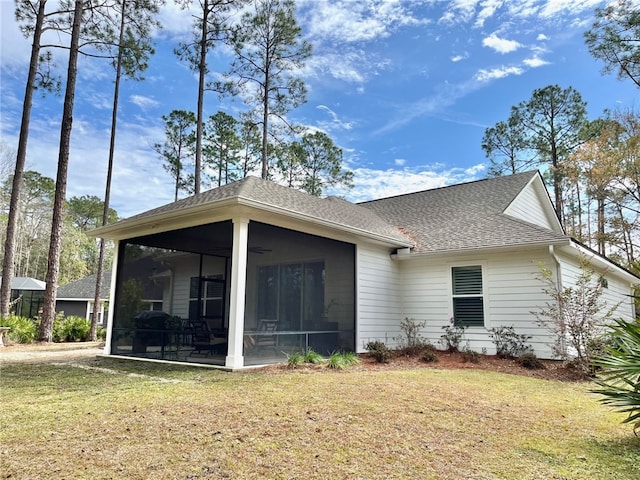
103;240;120;355
225;217;249;369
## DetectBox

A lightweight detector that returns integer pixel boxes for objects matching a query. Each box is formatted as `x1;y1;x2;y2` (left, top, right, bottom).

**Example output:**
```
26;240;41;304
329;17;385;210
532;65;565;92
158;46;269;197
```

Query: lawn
1;354;638;479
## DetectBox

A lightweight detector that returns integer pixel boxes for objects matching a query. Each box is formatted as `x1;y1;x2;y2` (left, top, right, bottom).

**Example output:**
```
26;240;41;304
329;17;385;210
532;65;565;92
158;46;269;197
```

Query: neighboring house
55;270;112;325
56;257;166;325
90;171;639;369
0;276;46;318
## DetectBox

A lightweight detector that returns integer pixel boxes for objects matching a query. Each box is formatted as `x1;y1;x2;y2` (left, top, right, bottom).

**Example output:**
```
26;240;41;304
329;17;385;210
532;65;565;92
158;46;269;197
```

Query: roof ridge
359;170;539;205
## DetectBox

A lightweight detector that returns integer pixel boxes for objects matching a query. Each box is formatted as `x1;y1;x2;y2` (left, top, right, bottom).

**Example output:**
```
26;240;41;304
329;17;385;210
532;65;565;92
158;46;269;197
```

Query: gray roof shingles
56;270;112;300
104;176;413;245
359;171;569;253
97;171;569;255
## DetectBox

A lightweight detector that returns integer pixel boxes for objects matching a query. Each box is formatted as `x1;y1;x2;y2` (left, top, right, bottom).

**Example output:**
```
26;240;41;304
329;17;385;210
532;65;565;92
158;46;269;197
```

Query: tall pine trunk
91;0;128;341
0;0;46;319
39;0;83;341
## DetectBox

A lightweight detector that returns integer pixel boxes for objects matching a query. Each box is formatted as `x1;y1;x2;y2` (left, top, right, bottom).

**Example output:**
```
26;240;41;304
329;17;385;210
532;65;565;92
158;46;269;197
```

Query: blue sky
1;0;639;218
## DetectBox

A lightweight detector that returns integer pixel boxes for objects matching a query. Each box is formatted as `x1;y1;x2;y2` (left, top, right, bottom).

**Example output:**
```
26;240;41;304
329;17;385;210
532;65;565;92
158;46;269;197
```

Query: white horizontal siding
394;248;558;358
555;250;635;323
504;181;554;230
357;244;401;351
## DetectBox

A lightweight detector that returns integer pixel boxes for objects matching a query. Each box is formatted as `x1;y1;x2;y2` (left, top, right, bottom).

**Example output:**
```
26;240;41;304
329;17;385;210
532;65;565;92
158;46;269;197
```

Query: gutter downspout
548;245;565;356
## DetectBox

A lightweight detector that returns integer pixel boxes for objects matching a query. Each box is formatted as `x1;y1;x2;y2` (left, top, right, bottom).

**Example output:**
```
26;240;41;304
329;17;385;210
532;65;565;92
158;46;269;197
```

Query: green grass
0;356;638;479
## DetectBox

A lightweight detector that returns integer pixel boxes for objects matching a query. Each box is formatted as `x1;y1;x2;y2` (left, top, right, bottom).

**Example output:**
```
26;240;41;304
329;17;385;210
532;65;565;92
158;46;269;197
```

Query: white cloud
537;33;549;41
439;0;478;25
538;0;603;19
394;158;406;166
475;65;524;82
451;52;470;62
523;56;550;68
327;165;487;203
482;33;522;54
130;95;160;110
316;105;354;131
300;0;430;43
474;0;503;28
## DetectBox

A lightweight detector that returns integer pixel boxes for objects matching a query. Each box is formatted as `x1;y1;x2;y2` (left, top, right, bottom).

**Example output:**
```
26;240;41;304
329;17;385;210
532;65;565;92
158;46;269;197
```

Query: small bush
518;352;545;370
462;345;481;364
97;326;107;341
302;348;324;364
440;324;466;352
394;317;427;349
489;326;532;359
365;340;392;363
328;351;359;369
420;346;439;363
53;315;91;342
286;351;304;368
0;316;37;343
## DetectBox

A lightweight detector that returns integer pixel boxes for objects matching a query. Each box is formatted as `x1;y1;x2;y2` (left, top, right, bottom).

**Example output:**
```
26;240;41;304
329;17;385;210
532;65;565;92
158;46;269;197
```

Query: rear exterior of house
91;171;638;369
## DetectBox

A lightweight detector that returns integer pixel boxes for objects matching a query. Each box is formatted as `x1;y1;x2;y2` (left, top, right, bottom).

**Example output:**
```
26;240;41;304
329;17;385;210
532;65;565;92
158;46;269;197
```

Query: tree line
1;0;354;342
1;0;639;342
482;1;640;272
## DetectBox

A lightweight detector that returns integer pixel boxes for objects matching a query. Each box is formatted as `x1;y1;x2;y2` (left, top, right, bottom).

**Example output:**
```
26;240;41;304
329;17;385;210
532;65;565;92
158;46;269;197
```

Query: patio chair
189;320;227;356
255;319;279;350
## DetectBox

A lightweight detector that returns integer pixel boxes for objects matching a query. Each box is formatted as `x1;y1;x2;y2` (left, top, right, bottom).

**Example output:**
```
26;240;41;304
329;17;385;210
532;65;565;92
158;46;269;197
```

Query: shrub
0;316;37;343
97;326;107;341
420;345;439;363
365;340;392;364
440;323;466;352
286;351;304;367
533;260;618;373
518;352;545;370
327;351;359;369
592;318;640;434
462;343;481;364
489;326;532;358
53;315;91;342
394;317;427;350
302;348;324;364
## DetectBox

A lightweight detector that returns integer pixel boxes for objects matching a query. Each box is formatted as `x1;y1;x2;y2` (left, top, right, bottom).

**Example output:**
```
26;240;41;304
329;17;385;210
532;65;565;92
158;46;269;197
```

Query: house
90;171;638;369
0;276;46;318
56;270;112;324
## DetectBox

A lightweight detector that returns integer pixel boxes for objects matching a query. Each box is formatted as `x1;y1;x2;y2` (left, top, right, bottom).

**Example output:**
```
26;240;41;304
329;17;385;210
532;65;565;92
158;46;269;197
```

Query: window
451;265;484;327
257;261;324;331
189;276;225;329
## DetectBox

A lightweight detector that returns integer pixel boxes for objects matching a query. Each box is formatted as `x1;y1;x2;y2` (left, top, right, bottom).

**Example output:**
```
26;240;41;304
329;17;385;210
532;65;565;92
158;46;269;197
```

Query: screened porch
108;220;356;368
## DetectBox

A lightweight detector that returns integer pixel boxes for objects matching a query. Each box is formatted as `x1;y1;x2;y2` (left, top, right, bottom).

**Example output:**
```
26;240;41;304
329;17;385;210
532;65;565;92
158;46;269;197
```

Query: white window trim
448;261;488;328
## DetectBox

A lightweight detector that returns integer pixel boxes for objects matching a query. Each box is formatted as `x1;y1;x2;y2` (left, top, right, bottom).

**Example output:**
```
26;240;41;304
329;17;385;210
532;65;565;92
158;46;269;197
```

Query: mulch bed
265;349;591;382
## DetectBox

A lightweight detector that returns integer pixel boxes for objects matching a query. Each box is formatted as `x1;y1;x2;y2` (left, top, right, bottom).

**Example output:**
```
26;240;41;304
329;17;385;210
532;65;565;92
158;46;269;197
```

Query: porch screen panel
245;222;355;366
279;264;302;331
257;265;278;320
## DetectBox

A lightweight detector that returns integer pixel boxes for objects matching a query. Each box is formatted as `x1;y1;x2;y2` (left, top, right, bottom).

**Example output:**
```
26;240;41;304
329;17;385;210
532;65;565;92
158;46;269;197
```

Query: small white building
90;171;638;369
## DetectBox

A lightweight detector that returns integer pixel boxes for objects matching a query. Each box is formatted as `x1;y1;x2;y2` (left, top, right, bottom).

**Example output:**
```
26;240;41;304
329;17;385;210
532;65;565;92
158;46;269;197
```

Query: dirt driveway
0;342;104;364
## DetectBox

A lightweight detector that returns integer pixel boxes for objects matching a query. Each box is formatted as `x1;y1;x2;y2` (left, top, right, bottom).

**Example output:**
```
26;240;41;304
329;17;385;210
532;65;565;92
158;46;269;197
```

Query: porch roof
90;176;414;247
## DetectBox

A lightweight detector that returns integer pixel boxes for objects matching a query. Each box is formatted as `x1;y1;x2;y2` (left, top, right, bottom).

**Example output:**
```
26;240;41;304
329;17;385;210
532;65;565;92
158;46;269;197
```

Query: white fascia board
87;198;240;240
89;196;412;249
391;239;571;260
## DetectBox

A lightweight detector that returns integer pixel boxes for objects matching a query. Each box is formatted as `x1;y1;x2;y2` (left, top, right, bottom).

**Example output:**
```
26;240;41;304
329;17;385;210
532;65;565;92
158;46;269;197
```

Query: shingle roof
95;175;413;246
93;171;570;255
359;171;570;254
56;270;112;300
0;277;46;291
